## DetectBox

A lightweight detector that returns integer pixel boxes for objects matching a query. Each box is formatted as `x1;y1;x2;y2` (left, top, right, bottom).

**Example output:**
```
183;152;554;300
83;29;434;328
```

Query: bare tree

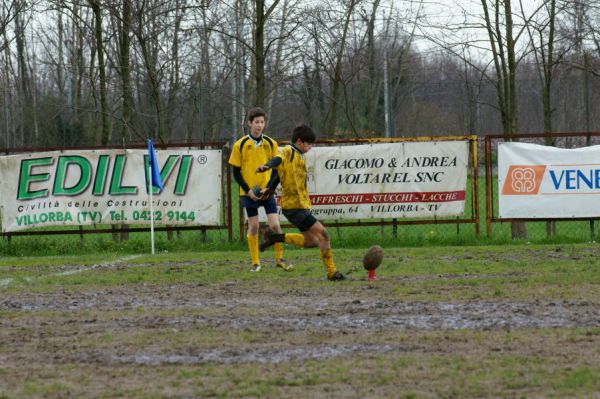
522;0;569;136
89;0;110;145
481;0;533;238
2;0;594;154
363;0;381;133
324;0;361;137
253;0;281;107
118;0;135;142
12;0;42;146
265;0;297;113
189;0;216;141
0;0;22;49
522;0;569;237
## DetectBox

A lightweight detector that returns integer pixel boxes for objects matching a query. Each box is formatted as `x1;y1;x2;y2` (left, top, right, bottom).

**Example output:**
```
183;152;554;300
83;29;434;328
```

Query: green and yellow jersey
228;134;278;196
273;145;311;210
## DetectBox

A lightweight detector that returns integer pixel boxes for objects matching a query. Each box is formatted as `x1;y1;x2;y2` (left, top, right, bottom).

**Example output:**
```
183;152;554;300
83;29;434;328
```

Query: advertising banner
498;142;600;218
295;140;469;220
0;148;222;232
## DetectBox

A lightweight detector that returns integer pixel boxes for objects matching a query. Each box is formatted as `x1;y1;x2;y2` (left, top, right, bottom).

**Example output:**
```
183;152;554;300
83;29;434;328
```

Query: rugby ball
251;185;262;197
363;245;384;271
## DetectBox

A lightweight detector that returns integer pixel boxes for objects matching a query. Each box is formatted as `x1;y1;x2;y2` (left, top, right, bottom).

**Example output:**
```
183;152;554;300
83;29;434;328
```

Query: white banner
277;141;469;219
498;142;600;218
0;148;222;232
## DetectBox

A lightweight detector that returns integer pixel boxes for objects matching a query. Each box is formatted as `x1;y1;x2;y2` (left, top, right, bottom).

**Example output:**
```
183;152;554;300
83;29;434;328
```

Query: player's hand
247;190;258;201
256;165;269;173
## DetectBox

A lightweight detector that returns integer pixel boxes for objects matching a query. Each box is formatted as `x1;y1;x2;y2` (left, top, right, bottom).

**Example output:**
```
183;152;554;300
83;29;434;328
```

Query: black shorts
240;195;278;218
282;209;318;232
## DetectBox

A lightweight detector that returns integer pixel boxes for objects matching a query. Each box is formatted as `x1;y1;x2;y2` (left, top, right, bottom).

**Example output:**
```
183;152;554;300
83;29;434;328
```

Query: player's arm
256;156;282;173
263;168;280;197
229;141;252;193
232;166;251;196
231;141;260;200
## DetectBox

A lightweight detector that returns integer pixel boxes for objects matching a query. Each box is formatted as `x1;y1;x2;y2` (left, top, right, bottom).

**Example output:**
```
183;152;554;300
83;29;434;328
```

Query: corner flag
147;138;164;192
147;138;163;255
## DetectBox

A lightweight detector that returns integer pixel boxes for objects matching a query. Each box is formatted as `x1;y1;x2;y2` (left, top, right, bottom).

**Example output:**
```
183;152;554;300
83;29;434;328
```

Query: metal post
584;52;594;240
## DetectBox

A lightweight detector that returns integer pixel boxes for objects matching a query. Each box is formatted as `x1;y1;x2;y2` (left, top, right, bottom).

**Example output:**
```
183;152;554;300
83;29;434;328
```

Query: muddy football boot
250;264;261;272
327;271;345;281
259;229;276;252
276;258;294;272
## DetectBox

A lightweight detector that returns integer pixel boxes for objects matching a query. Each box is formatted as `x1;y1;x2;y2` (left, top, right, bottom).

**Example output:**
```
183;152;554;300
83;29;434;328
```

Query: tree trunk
324;0;357;137
266;0;289;113
366;0;381;133
137;36;164;142
543;0;557;237
253;0;281;107
481;0;526;239
69;1;83;141
166;0;183;144
90;0;110;145
15;8;31;147
254;0;266;107
118;0;134;241
120;0;133;142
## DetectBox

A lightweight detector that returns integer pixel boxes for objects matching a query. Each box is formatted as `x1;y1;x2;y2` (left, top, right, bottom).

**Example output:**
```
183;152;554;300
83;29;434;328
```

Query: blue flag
147;138;164;192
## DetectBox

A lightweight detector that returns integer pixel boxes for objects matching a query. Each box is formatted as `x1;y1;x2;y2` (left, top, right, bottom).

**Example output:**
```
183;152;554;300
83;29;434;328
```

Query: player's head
291;124;316;143
291;124;316;153
247;107;266;122
246;107;267;136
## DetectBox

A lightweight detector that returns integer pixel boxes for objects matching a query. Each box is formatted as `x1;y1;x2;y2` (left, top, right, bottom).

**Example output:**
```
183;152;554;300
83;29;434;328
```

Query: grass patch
2;244;600;398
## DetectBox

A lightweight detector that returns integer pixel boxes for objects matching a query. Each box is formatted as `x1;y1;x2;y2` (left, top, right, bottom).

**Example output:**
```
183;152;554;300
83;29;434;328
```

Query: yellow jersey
274;145;311;209
228;134;279;196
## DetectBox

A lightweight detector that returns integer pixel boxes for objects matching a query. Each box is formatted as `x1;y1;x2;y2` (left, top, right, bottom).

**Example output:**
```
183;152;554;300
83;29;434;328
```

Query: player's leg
262;196;292;271
264;210;343;280
260;209;305;251
306;221;344;281
265;210;319;249
242;196;261;271
265;212;294;271
247;215;261;271
265;212;283;256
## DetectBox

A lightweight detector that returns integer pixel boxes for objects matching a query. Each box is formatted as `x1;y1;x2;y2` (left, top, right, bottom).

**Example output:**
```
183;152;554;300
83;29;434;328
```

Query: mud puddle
107;301;599;330
3;297;598;330
100;344;396;365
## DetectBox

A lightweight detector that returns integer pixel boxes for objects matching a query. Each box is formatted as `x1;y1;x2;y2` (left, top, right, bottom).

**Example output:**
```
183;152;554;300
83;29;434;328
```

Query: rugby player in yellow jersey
228;107;293;273
256;124;345;281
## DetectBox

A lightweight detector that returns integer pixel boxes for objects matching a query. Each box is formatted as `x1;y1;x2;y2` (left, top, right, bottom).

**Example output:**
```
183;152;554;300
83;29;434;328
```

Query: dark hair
247;107;267;122
291;124;316;143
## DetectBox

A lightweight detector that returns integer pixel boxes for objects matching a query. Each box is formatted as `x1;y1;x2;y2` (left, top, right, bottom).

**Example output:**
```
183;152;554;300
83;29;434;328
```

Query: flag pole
149;161;155;255
147;138;163;255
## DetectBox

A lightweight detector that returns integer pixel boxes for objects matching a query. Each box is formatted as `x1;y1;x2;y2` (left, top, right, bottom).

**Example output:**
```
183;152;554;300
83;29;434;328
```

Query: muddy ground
2;284;600;332
1;249;600;398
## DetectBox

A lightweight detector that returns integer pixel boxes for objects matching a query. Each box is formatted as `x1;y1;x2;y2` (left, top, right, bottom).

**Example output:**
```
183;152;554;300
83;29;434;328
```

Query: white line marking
0;254;143;288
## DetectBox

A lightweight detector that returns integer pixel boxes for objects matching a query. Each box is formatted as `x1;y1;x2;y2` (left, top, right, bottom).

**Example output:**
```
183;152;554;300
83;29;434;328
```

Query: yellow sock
284;233;305;247
320;248;337;278
247;234;260;265
274;242;283;261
